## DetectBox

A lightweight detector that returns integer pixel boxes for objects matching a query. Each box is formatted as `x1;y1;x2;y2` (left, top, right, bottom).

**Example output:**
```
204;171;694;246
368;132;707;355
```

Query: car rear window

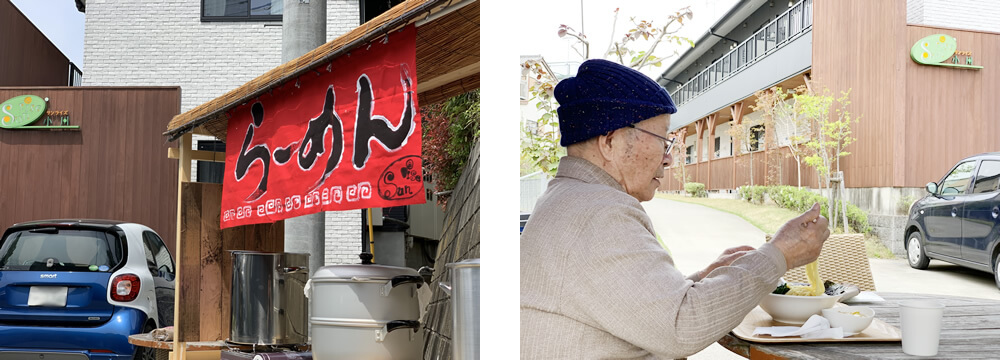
0;229;123;271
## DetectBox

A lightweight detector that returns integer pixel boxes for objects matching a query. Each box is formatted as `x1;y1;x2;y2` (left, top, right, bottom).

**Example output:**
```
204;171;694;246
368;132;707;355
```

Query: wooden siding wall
0;87;180;253
177;182;285;342
811;0;908;188
903;25;1000;186
660;146;820;192
711;157;734;190
0;0;73;86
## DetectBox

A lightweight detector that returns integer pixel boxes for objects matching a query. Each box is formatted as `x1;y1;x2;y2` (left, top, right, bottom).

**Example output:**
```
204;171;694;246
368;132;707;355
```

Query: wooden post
731;103;744;188
695;119;706;184
706;114;718;190
173;133;191;360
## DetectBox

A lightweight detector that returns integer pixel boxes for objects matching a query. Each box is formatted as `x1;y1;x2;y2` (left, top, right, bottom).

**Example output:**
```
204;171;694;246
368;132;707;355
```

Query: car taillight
110;274;140;302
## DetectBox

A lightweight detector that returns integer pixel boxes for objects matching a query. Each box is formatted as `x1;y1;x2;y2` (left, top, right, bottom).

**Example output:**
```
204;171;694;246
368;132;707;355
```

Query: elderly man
520;59;830;359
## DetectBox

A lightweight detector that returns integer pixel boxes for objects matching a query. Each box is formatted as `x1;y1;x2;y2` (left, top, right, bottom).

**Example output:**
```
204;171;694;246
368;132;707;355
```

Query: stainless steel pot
230;251;310;345
448;259;480;360
309;264;424;359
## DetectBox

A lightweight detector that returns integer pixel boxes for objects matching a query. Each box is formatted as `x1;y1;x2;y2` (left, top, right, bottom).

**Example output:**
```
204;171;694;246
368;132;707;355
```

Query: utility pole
282;0;327;278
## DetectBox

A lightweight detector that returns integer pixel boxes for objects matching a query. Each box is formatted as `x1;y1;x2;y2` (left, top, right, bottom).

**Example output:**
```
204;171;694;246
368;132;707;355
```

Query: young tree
751;88;782;186
799;86;860;231
751;86;812;187
520;60;563;176
670;129;690;185
726;116;762;186
519;7;696;176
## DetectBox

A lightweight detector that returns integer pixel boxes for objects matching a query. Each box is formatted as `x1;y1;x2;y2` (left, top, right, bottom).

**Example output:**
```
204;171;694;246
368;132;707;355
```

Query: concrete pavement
642;197;1000;359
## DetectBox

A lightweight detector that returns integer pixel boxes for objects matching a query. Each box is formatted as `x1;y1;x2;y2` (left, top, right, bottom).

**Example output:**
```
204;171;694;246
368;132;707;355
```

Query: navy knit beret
555;59;677;146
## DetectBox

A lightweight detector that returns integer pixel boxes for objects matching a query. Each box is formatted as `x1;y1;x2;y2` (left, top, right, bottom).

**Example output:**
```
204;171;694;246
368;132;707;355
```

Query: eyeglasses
628;124;675;154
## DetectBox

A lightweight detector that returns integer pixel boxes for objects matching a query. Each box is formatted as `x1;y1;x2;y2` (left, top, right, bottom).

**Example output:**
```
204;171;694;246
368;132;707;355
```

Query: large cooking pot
230;251;310;345
309;263;424;359
448;259;480;360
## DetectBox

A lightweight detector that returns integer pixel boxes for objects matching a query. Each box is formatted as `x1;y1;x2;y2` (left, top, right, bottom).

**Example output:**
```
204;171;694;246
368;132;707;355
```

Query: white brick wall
82;0;359;113
907;0;1000;33
907;0;925;24
325;210;362;265
83;0;362;259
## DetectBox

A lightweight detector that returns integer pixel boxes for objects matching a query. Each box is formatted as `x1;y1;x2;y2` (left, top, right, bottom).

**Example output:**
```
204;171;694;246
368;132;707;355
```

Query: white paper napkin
752;314;845;339
844;291;885;303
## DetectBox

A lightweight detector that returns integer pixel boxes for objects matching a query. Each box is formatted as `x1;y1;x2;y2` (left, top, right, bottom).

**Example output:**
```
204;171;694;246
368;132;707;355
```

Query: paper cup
899;300;945;356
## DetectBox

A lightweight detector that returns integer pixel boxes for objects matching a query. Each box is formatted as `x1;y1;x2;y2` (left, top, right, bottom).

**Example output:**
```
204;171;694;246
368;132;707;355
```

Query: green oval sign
0;95;47;129
911;34;957;65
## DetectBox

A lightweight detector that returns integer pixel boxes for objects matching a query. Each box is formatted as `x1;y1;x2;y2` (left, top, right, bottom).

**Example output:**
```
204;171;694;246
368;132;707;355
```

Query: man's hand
693;245;756;281
770;203;830;269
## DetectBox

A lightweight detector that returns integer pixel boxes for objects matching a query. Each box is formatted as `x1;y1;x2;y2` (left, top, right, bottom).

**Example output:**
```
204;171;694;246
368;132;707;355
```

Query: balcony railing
670;0;813;105
68;62;82;86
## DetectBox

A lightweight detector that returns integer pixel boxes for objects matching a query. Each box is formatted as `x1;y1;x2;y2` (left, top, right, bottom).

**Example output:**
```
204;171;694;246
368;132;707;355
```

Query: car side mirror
926;182;938;195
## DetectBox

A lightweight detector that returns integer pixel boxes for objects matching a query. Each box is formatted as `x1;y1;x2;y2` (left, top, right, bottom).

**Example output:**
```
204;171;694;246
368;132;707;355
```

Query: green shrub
684;182;707;197
897;195;917;215
737;185;871;234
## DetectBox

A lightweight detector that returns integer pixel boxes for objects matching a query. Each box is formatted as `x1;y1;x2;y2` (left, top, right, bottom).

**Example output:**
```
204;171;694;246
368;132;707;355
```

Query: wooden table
718;292;1000;359
129;334;309;359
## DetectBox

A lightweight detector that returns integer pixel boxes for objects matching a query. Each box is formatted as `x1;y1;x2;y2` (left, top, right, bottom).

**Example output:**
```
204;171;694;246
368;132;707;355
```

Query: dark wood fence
0;87;180;253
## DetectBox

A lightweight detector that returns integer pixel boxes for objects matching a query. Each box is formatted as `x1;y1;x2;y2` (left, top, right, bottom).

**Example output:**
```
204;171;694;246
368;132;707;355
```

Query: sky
516;0;740;80
10;0;86;67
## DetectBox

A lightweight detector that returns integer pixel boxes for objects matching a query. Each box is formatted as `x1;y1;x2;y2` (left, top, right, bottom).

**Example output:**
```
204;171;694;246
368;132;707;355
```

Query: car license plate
27;286;68;307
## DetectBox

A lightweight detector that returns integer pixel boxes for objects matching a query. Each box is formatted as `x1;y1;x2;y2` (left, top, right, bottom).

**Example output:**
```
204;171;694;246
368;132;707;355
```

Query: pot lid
312;263;419;280
448;258;480;269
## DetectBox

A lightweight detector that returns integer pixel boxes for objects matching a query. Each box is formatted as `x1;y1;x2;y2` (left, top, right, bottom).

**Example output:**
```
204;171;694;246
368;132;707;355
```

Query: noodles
805;261;825;296
784;261;825;296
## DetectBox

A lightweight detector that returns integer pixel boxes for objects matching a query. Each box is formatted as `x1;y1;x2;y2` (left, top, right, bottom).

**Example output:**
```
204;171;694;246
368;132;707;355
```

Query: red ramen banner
222;25;423;229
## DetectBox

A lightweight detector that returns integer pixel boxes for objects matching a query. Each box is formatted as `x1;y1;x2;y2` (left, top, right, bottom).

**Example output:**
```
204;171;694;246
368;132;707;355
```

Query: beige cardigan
520;156;787;359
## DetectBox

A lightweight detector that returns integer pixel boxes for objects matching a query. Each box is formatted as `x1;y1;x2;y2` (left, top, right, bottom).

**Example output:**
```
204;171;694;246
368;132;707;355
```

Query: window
0;229;122;271
197;140;225;184
361;0;405;24
202;0;282;22
714;137;721;158
940;160;976;195
972;160;1000;194
749;125;766;152
685;145;694;164
142;231;174;279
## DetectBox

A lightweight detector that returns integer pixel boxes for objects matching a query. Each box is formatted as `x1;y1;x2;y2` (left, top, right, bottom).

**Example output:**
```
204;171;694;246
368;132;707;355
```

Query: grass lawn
656;193;897;259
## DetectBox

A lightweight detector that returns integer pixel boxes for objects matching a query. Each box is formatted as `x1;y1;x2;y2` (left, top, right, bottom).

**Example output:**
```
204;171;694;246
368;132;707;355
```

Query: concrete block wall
869;214;909;257
906;0;1000;33
423;140;480;360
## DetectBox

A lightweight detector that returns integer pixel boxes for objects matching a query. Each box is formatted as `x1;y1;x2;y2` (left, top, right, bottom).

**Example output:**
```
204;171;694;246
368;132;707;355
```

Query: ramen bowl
759;293;842;324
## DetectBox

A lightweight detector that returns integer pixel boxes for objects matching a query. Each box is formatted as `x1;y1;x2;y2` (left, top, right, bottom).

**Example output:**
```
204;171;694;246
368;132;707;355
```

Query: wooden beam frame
706;114;718;190
731;103;745;187
418;61;479;95
168;148;226;163
173;133;191;359
694;119;706;183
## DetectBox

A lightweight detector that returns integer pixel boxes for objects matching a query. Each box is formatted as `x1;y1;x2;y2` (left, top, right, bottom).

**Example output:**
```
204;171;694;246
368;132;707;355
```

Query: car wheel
994;252;1000;291
907;232;930;270
133;322;157;360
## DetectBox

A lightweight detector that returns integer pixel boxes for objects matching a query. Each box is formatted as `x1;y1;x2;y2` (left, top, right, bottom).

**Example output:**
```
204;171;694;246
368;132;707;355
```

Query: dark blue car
905;153;1000;290
0;220;174;359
